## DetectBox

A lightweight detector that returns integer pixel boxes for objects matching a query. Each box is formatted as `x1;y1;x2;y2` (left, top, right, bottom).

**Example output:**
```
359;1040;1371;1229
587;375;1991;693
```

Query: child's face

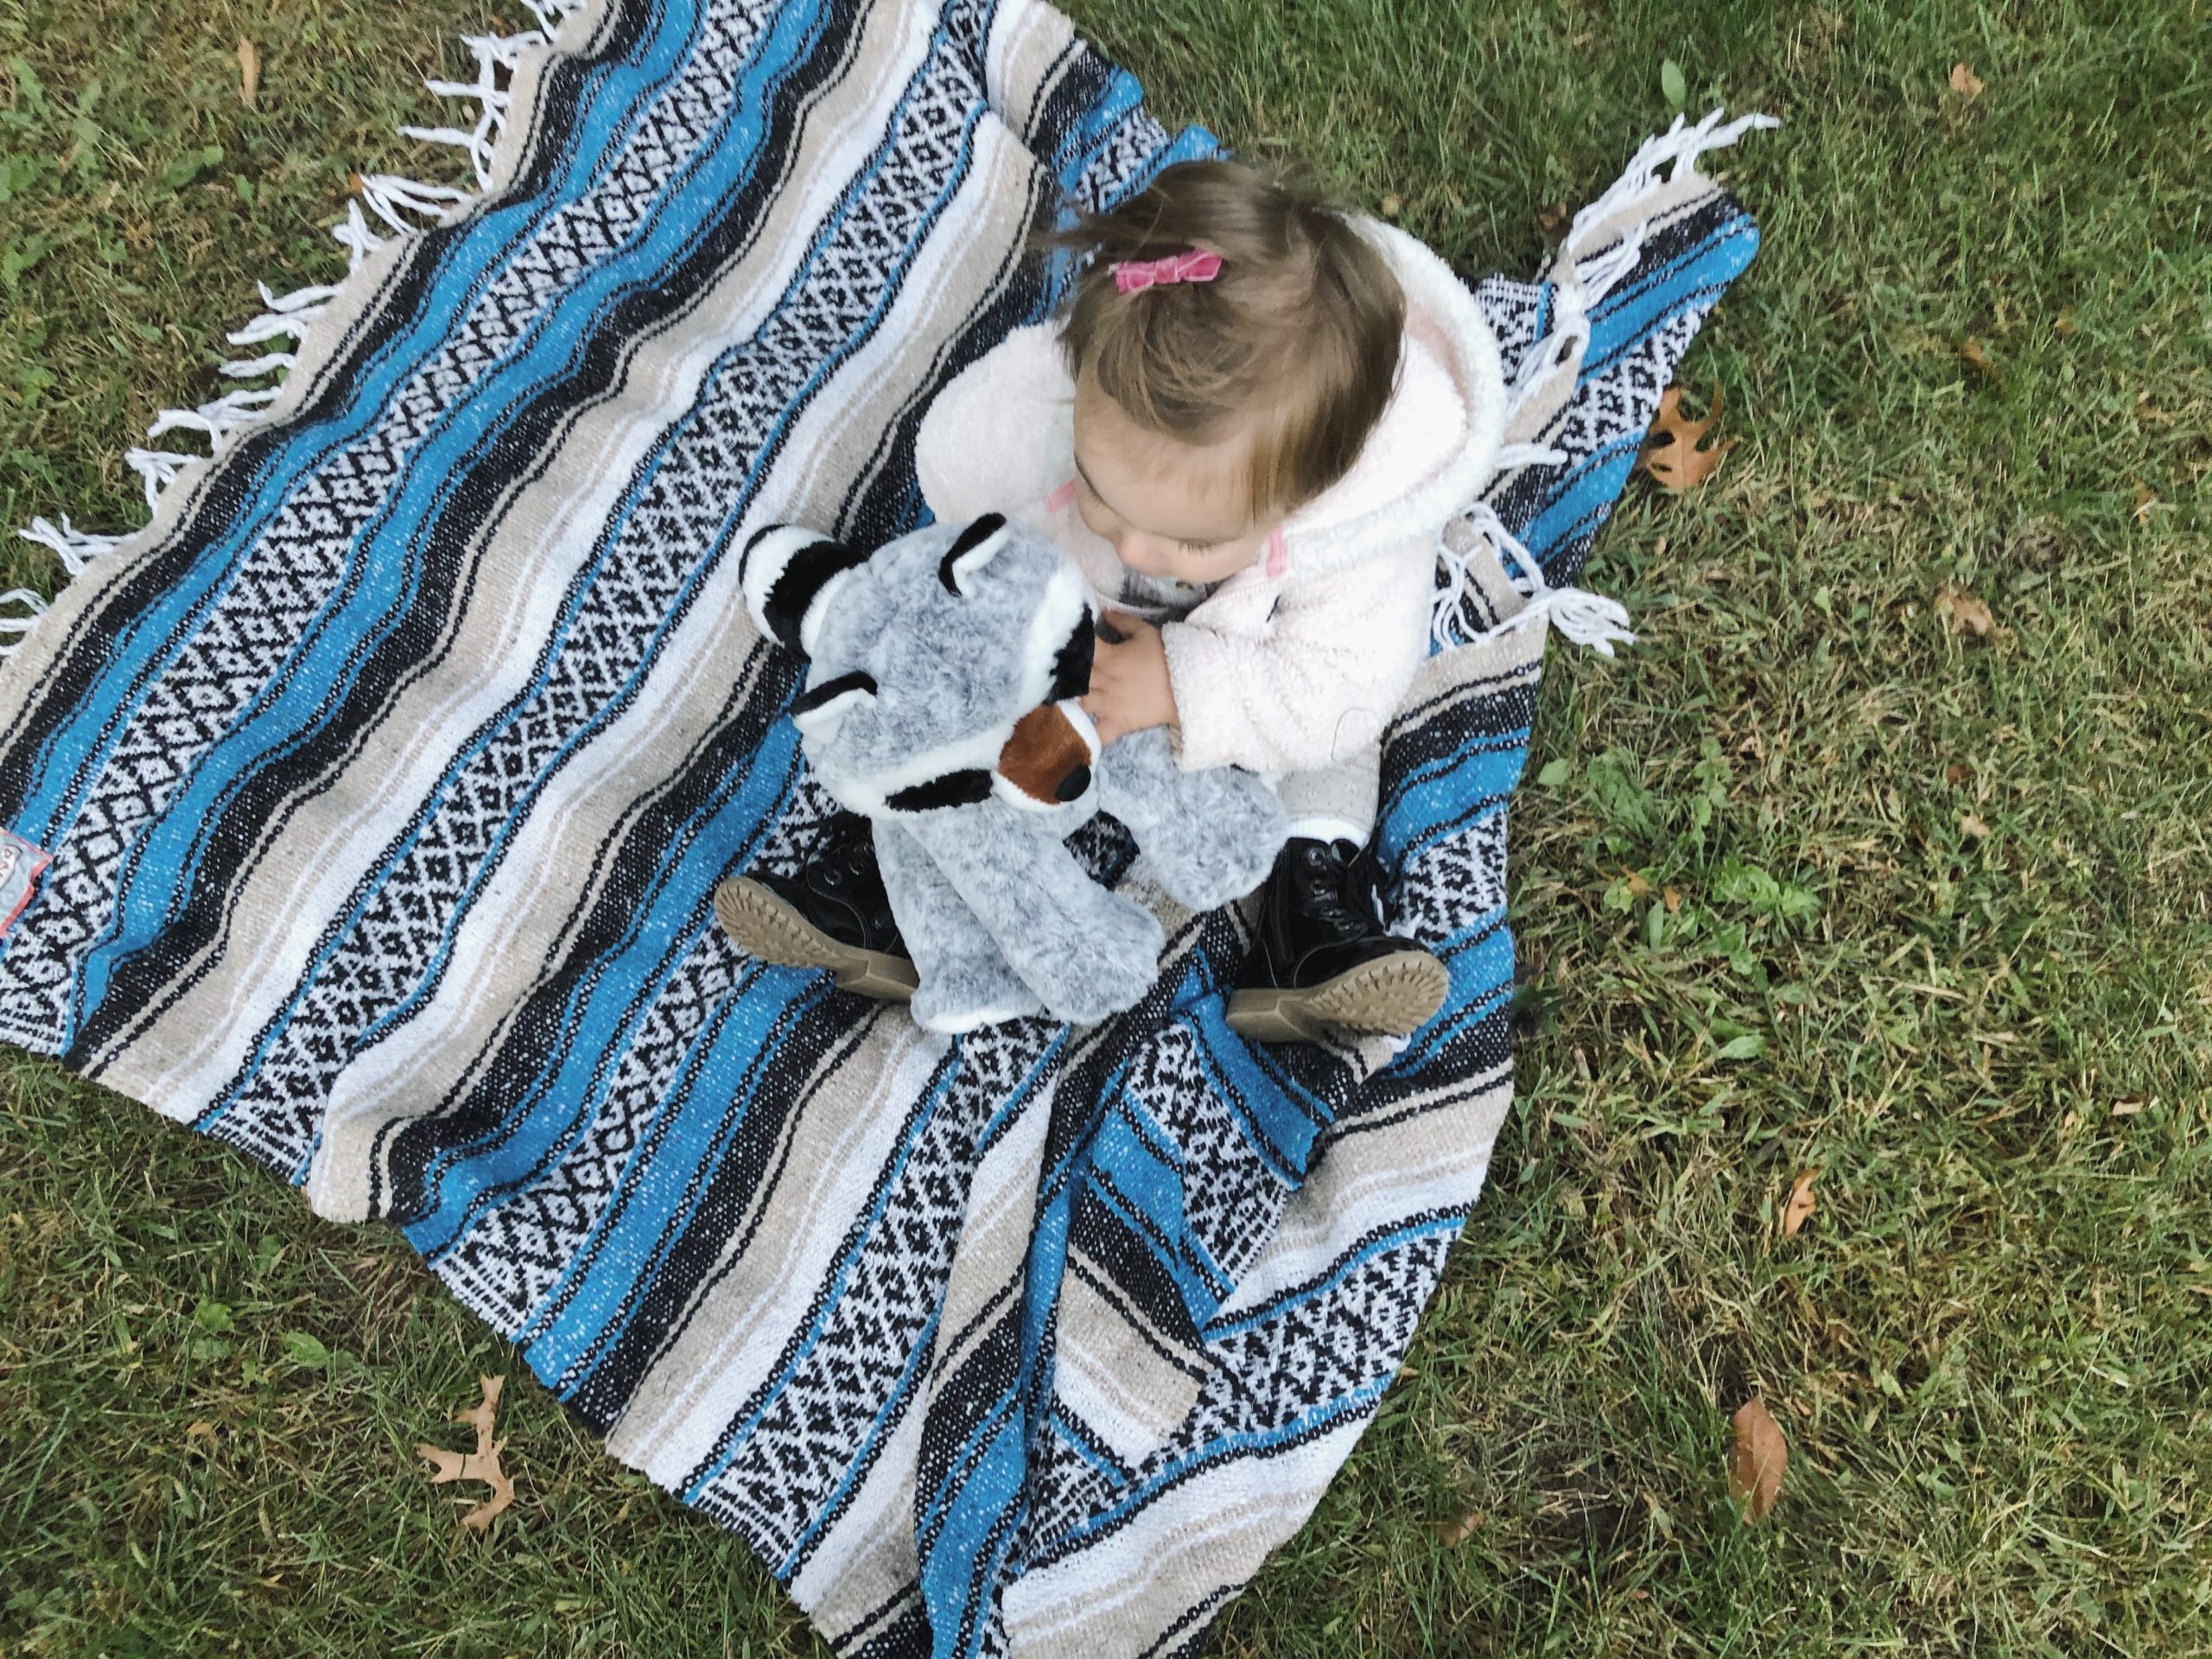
1071;371;1274;586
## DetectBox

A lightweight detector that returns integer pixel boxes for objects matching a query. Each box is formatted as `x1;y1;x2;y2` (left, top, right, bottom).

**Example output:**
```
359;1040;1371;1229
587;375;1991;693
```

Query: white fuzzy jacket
914;221;1506;773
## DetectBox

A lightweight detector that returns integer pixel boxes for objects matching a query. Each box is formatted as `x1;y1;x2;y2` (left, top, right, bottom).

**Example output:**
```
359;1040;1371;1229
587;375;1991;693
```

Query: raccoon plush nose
996;702;1097;809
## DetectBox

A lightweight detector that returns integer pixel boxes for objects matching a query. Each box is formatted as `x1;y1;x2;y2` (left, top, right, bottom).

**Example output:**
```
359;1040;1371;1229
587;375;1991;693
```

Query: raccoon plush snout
998;701;1099;806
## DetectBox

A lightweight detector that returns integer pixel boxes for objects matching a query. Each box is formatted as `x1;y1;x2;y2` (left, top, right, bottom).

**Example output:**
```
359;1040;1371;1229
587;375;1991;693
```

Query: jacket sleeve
913;325;1072;527
1160;536;1435;774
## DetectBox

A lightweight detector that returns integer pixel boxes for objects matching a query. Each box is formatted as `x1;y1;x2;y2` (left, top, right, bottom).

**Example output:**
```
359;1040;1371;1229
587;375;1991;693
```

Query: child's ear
937;512;1009;597
741;523;868;657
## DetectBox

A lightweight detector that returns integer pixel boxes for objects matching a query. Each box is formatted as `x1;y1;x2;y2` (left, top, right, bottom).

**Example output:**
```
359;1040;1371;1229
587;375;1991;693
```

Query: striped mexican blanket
0;0;1761;1650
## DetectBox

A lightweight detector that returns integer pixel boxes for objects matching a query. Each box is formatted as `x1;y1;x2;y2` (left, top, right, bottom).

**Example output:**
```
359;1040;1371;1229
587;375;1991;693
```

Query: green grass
2;0;2208;1654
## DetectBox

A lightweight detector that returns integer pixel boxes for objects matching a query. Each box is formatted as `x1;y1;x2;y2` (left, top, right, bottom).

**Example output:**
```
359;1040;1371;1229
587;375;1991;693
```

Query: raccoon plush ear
741;523;869;658
938;512;1009;597
789;669;878;737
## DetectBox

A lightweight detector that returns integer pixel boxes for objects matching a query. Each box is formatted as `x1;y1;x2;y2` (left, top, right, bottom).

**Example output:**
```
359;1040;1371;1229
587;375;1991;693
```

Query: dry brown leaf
1637;387;1735;492
1438;1510;1485;1546
1944;761;1971;786
1782;1168;1819;1237
1948;61;1984;99
417;1375;516;1531
1958;337;2000;385
2110;1095;2147;1117
1727;1397;1789;1521
1936;585;1993;637
1662;886;1682;914
1960;812;1992;838
1623;870;1655;899
237;39;261;110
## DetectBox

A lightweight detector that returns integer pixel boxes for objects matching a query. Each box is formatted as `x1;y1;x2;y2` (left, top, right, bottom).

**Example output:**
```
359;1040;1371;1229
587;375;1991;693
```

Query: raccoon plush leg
1095;728;1288;913
900;805;1165;1027
874;820;1042;1034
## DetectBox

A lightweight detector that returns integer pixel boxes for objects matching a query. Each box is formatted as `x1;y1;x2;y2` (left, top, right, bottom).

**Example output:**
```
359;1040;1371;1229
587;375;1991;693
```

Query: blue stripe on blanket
192;0;888;1135
9;0;715;841
21;3;766;1053
404;722;810;1256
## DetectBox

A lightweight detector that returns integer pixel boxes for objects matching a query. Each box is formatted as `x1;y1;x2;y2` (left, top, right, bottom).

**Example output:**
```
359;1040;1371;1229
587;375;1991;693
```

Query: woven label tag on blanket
0;829;49;938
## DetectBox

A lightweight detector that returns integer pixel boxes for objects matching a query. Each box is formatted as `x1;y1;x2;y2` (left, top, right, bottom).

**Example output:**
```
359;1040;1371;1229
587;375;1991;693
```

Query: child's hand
1083;611;1178;746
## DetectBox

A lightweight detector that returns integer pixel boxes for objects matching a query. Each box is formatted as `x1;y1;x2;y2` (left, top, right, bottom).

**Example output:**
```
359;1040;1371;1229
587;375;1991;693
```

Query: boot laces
1293;842;1379;941
811;812;876;891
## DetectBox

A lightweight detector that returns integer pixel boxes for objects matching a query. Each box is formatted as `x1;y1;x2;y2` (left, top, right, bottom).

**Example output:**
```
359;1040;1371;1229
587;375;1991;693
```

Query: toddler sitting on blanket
720;158;1506;1041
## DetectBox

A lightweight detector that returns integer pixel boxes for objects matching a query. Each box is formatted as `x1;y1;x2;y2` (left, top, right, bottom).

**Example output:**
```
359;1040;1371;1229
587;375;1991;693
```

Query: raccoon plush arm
1094;728;1287;912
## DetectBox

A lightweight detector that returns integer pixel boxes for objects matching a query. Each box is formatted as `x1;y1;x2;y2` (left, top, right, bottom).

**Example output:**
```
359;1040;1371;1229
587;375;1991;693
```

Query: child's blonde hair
1049;159;1405;521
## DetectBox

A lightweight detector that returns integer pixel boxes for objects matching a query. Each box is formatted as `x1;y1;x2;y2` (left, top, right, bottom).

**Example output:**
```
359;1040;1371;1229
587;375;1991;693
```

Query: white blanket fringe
1431;105;1774;658
17;517;124;579
123;449;190;515
6;0;583;648
404;29;543;188
0;588;50;660
1430;505;1636;658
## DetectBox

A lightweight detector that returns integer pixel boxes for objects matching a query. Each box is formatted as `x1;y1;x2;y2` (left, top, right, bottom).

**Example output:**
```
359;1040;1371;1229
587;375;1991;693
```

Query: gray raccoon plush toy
739;512;1287;1033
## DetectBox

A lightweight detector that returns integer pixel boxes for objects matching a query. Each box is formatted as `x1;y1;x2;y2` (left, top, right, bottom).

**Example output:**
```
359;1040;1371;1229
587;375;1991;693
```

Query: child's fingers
1102;608;1154;637
1081;684;1123;746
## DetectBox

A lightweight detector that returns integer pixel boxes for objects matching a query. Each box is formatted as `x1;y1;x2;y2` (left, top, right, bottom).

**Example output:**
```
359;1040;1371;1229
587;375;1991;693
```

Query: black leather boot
1226;838;1448;1043
713;810;918;1000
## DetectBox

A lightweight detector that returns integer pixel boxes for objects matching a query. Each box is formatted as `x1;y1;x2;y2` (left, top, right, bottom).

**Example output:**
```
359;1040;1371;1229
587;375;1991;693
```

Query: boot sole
1226;949;1449;1044
713;877;918;1002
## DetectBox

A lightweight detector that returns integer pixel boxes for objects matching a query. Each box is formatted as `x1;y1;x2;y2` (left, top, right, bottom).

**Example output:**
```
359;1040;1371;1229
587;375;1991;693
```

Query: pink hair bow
1110;247;1224;295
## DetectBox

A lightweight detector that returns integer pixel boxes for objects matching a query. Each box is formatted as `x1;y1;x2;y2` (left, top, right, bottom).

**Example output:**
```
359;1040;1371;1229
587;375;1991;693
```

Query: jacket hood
1261;219;1506;583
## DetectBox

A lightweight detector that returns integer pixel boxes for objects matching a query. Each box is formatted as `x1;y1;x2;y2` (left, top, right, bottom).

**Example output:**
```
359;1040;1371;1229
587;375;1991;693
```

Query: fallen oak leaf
1727;1397;1789;1521
1935;585;1993;637
1782;1168;1819;1237
237;39;260;110
417;1375;516;1531
1948;61;1984;99
1438;1510;1485;1546
1958;337;1999;385
1637;387;1734;492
